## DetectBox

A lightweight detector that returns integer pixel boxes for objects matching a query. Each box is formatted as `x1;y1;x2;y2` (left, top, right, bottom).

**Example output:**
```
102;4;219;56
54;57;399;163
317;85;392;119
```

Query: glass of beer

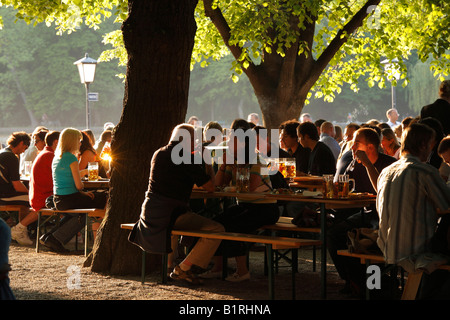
88;162;99;181
236;166;250;193
278;158;287;178
338;174;355;198
323;175;337;199
23;161;32;177
285;158;296;182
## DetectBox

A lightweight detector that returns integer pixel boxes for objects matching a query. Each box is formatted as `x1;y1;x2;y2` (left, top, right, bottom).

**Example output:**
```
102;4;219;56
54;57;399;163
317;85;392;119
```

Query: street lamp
381;58;400;110
74;53;97;129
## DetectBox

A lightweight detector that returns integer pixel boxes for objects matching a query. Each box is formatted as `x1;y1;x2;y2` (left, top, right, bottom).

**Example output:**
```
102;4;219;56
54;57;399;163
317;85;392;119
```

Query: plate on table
293;176;324;182
348;193;376;199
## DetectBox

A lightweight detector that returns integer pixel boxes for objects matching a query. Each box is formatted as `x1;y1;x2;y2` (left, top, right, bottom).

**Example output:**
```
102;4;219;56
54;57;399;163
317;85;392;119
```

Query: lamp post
74;53;97;129
381;58;400;110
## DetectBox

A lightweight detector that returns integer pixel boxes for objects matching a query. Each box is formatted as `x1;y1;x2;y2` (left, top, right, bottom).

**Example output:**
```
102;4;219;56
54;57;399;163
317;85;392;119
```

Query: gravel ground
7;241;351;302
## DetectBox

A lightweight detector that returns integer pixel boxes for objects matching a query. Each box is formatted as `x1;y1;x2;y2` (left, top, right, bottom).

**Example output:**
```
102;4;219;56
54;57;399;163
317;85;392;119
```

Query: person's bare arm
355;150;379;192
12;180;28;193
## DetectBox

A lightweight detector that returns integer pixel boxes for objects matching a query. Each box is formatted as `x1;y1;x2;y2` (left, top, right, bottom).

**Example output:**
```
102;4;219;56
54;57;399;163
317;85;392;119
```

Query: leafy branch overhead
1;0;449;127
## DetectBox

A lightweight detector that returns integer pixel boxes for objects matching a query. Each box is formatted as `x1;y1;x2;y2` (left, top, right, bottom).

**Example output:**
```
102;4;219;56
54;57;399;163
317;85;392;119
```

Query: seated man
327;127;397;296
128;124;225;285
278;120;310;175
377;123;450;299
10;131;60;246
297;121;336;176
438;136;450;184
253;125;290;188
0;131;31;209
319;121;341;161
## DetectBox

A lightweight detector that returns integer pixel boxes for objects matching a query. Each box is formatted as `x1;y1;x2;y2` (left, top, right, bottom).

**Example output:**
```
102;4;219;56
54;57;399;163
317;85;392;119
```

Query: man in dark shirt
129;124;224;285
297;121;336;176
420;80;450;135
327;127;397;297
0;132;31;208
278;120;310;174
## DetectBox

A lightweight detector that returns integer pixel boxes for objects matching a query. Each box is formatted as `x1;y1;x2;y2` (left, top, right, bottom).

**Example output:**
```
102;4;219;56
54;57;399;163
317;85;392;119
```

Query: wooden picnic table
82;178;110;190
190;189;376;299
288;175;325;191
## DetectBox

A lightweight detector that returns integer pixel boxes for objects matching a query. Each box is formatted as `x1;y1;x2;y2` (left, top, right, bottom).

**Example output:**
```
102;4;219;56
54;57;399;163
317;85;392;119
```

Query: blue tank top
52;152;79;195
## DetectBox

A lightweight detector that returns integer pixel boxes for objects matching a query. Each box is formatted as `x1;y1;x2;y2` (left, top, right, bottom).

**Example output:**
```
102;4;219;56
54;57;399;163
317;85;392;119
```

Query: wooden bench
0;205;30;212
36;208;105;256
120;223;321;300
337;249;450;300
260;216;321;274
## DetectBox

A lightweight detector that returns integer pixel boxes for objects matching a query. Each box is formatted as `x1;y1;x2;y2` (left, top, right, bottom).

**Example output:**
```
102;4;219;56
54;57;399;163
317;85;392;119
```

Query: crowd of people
3;80;450;300
0;123;113;269
129;80;450;299
1;122;115;298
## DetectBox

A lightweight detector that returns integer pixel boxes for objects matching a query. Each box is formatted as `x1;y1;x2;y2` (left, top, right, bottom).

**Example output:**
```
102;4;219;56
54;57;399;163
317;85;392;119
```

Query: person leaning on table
128;123;224;285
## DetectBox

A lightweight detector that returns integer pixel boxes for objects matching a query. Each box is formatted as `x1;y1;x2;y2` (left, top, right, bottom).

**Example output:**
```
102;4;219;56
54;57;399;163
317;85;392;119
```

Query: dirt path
7;242;352;302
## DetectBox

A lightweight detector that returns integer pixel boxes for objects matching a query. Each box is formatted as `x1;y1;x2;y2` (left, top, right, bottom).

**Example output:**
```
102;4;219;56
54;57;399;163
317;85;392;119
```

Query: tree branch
314;0;381;77
203;0;260;80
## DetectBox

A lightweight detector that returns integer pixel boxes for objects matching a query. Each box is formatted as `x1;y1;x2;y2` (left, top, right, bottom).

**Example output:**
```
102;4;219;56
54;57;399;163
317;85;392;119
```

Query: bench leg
292;248;297;300
162;253;168;284
142;250;147;284
401;271;423;300
36;212;41;253
266;244;274;300
320;203;327;299
85;214;89;257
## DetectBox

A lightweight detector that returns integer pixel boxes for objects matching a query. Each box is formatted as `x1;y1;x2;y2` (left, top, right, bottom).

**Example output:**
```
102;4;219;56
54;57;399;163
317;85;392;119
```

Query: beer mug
285;158;296;181
338;174;355;198
88;162;99;181
323;175;337;199
23;161;32;177
278;158;288;178
236;167;250;193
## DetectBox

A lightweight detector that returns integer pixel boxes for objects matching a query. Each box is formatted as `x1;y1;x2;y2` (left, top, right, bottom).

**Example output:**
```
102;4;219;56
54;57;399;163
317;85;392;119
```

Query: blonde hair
55;128;82;158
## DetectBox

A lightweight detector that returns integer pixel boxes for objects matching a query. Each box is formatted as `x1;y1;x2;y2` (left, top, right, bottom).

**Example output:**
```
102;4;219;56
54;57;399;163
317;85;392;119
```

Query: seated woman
381;128;401;160
78;131;98;171
201;127;279;282
39;128;107;253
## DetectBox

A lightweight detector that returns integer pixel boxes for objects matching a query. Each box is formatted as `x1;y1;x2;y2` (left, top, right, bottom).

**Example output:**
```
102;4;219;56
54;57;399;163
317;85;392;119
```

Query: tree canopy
2;1;448;127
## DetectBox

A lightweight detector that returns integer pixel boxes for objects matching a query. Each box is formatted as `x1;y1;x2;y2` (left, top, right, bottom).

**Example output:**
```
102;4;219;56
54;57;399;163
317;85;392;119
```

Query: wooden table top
190;189;376;209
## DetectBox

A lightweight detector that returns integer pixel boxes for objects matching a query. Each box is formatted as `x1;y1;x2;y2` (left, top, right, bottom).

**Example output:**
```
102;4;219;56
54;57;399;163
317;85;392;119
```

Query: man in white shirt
377;123;450;299
319;121;340;161
386;108;401;128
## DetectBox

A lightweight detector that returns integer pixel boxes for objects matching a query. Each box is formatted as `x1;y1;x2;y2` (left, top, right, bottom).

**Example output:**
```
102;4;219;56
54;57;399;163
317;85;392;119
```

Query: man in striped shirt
377;123;450;298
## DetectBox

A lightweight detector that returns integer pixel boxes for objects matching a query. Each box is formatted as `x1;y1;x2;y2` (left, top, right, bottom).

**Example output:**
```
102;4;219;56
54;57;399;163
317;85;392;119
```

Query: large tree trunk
85;0;198;275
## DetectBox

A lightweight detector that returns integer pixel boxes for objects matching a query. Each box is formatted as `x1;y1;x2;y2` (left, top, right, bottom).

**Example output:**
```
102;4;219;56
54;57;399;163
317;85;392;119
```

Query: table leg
266;244;274;300
320;203;327;299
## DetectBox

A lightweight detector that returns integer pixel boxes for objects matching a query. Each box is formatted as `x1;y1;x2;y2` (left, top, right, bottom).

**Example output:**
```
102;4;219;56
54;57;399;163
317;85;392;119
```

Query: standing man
299;113;313;123
386;108;401;128
377;123;450;299
420;80;450;135
247;113;259;126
